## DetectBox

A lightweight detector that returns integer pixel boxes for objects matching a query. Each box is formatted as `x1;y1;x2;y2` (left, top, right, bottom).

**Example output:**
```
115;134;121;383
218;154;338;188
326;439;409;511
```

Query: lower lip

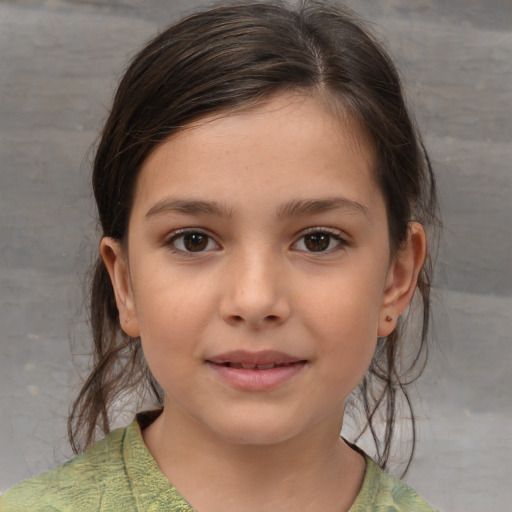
206;362;307;391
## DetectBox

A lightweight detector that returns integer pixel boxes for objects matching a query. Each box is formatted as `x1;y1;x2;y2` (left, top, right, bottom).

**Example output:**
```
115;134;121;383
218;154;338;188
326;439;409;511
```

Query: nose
219;248;291;329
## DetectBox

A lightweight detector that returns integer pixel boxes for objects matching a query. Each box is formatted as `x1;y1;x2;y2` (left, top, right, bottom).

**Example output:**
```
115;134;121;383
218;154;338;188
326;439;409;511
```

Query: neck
142;401;366;512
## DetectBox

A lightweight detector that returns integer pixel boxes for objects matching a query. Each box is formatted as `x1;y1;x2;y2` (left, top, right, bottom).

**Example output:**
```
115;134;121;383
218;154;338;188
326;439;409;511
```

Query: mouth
205;350;307;390
215;361;303;370
206;350;306;368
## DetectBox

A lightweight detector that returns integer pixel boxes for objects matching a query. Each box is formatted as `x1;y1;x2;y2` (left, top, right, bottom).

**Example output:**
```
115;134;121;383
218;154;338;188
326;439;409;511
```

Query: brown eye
292;230;345;253
303;233;330;252
184;233;208;252
169;231;219;253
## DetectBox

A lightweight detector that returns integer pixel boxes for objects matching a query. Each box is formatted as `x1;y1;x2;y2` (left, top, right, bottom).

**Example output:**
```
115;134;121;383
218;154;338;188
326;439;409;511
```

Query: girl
1;1;440;510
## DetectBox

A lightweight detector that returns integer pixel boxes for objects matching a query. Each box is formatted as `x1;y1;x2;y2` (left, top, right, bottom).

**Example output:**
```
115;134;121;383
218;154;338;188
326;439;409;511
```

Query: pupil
305;233;329;251
184;233;207;252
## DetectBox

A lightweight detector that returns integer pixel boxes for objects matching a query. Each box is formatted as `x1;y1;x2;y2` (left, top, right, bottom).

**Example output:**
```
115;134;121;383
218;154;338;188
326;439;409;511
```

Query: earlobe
100;237;140;338
377;222;426;338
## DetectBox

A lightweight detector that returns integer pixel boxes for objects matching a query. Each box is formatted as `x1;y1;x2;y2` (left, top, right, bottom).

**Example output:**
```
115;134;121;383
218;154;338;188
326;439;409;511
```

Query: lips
206;350;304;367
206;350;307;390
223;362;289;370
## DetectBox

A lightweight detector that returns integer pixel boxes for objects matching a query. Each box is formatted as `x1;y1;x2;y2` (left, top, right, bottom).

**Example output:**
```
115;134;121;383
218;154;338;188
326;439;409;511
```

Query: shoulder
350;456;439;512
0;426;133;512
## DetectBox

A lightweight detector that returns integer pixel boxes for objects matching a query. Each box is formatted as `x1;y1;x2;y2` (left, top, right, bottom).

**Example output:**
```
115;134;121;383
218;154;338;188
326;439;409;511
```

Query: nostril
229;314;279;324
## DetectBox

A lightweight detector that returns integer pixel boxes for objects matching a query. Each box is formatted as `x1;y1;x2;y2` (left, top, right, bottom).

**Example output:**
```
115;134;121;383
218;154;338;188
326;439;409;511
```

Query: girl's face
103;93;423;446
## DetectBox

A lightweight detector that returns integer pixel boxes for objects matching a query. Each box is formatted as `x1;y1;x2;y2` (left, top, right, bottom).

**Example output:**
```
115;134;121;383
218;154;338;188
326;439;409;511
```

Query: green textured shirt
1;415;438;512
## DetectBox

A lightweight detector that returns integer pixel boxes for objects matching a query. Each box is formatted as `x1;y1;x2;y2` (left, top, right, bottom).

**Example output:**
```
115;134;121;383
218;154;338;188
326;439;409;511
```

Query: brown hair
68;0;439;474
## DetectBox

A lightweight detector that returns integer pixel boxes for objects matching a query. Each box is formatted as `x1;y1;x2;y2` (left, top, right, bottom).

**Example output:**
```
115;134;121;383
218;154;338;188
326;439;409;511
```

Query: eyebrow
145;198;234;219
145;196;369;220
277;197;370;218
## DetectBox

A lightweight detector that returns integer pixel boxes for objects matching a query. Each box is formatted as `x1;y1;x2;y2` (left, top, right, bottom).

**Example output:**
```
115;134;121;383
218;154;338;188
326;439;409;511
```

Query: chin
219;425;297;447
207;411;313;447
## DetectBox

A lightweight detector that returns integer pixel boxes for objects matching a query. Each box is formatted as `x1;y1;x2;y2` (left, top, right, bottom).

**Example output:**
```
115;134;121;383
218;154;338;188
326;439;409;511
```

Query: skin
102;93;426;512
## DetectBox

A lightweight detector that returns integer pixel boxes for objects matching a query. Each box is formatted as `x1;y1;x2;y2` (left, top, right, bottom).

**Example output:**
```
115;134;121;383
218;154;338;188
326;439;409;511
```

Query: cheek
303;269;385;338
129;265;216;364
300;270;384;384
131;256;213;323
320;311;378;385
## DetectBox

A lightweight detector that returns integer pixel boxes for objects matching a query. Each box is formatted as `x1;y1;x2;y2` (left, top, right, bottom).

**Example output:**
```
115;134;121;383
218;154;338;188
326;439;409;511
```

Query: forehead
132;93;380;217
183;91;372;157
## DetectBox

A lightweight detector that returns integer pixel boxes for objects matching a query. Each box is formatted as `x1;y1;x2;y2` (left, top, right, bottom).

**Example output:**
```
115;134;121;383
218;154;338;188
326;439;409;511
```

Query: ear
100;237;140;338
377;222;427;338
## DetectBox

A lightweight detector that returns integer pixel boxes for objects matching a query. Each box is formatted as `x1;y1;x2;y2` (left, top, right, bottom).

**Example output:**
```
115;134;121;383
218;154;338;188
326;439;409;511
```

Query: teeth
225;362;296;369
257;363;275;370
226;362;278;369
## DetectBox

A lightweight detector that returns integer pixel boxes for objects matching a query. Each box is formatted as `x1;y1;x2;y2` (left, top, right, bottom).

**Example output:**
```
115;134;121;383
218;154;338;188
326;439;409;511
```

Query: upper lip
206;350;304;366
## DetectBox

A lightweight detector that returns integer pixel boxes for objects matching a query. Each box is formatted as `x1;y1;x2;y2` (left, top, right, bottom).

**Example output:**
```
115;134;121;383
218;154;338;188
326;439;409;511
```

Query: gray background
0;0;511;510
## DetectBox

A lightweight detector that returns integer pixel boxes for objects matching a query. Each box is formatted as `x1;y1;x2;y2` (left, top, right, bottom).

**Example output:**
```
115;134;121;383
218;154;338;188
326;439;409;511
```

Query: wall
1;1;510;509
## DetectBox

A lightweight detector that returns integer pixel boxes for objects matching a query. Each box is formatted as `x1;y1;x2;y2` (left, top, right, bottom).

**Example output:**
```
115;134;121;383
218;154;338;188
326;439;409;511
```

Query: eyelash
165;229;220;255
164;227;348;255
292;228;348;254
